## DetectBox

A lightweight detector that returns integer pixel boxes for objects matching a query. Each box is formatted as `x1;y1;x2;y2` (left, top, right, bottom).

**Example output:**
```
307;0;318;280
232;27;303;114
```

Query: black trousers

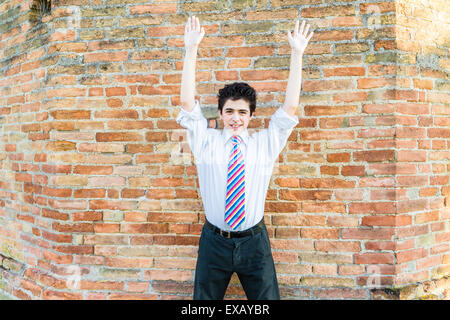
193;221;280;300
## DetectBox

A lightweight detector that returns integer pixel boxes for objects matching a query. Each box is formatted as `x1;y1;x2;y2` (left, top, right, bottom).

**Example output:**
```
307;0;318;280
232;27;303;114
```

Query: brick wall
0;0;449;300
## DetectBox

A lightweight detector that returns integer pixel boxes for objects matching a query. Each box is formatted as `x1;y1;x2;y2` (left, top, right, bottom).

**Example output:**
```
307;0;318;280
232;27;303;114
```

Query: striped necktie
225;135;245;230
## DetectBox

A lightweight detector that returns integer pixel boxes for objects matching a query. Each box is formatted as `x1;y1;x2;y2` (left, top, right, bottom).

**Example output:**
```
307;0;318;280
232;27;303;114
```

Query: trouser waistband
204;219;264;238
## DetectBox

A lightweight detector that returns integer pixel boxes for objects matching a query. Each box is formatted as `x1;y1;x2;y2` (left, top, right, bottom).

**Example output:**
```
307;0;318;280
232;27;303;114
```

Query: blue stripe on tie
225;192;245;216
227;162;244;183
226;167;244;192
226;174;244;200
227;165;244;187
226;186;244;211
226;200;245;224
225;186;244;210
232;218;244;229
227;154;243;174
226;189;244;209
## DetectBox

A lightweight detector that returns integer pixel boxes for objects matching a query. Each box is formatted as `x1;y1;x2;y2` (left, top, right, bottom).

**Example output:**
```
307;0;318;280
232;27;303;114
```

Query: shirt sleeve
266;107;299;162
175;100;208;159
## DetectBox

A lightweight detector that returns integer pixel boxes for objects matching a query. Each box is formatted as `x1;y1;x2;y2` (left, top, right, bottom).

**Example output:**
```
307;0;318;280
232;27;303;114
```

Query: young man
176;16;313;300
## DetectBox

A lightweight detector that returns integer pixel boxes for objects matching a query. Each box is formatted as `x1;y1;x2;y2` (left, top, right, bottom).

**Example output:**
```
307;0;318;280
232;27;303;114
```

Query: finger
299;20;305;35
304;24;310;37
196;17;200;32
287;31;292;41
307;31;314;42
294;20;299;36
191;15;195;30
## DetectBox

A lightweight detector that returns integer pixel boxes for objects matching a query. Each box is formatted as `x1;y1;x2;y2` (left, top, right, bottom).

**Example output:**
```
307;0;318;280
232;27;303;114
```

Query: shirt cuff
176;100;204;124
271;107;299;129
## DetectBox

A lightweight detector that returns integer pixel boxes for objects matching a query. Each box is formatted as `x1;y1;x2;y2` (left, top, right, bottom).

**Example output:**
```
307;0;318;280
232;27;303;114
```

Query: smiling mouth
231;124;241;130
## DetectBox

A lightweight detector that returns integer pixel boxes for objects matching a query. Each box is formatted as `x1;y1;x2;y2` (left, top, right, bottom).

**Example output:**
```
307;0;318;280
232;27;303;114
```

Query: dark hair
217;82;256;116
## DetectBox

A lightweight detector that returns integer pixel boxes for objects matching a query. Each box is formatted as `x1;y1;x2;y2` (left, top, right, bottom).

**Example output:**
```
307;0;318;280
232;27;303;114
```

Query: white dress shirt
176;100;299;231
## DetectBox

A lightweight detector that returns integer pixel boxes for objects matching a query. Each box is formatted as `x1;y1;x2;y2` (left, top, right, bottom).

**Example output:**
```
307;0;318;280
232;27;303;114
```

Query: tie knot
232;135;242;145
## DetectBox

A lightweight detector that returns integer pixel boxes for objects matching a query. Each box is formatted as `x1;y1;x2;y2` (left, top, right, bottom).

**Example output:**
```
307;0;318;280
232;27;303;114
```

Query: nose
231;111;240;121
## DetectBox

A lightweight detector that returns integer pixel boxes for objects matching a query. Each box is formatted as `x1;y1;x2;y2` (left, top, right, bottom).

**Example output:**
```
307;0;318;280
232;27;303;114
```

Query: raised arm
282;20;314;118
180;16;205;112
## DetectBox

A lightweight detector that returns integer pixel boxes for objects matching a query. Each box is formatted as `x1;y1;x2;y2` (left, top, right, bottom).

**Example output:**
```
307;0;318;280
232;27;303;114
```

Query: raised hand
184;15;205;50
287;20;314;53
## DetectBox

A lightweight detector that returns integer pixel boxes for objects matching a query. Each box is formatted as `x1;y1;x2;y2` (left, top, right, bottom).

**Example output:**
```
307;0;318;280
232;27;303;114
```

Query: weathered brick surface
0;0;448;300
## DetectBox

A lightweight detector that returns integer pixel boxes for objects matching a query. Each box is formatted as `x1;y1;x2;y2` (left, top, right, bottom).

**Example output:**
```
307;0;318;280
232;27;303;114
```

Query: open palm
287;20;314;53
184;16;205;49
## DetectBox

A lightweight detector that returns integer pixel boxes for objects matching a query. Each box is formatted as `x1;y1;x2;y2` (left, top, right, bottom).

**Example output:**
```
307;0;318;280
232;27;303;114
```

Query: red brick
315;241;360;252
349;202;396;214
353;150;395;162
362;215;411;227
355;253;395;264
301;228;339;239
314;288;367;299
397;248;427;263
43;290;83;300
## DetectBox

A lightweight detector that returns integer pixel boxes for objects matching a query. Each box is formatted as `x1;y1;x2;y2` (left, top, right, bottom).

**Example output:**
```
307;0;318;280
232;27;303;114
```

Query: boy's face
219;98;253;136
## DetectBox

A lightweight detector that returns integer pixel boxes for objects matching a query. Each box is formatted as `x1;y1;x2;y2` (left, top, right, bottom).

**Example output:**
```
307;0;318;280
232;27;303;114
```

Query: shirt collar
222;127;249;147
